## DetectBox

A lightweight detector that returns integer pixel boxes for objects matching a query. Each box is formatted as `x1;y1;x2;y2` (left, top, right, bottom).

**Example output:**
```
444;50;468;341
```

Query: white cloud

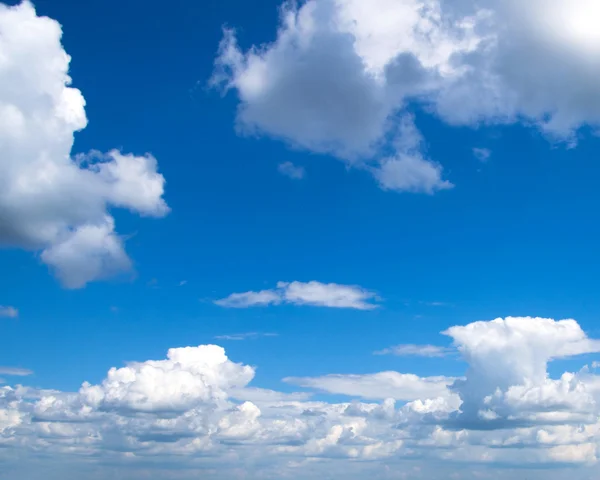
444;317;600;425
0;1;168;288
374;154;452;194
40;216;132;289
4;316;600;477
215;281;378;310
212;0;458;192
214;332;278;341
282;281;378;309
278;161;306;180
371;114;453;193
214;0;600;192
0;306;18;318
214;289;283;308
433;0;600;138
78;345;254;414
284;371;456;401
0;367;32;376
422;301;453;307
375;344;453;357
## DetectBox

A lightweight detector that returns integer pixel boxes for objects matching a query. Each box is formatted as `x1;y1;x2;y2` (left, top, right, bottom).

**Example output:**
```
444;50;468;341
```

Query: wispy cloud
215;281;379;310
229;386;311;403
215;332;279;341
178;280;188;287
0;306;18;318
472;147;492;162
0;367;33;376
278;161;306;180
375;344;454;358
284;372;455;401
420;301;453;307
215;289;282;308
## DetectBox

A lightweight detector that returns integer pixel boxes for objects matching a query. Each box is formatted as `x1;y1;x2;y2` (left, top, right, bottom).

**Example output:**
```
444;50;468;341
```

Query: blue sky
3;0;600;478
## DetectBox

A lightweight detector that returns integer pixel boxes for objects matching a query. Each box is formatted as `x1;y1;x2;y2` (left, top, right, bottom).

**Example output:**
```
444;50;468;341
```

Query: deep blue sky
3;0;600;395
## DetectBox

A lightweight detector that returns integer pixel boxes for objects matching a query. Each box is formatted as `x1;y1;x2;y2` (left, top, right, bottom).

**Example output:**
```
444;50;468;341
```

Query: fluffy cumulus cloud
0;1;168;288
443;317;600;427
215;280;379;310
213;0;600;192
433;0;600;137
77;345;255;414
4;316;600;478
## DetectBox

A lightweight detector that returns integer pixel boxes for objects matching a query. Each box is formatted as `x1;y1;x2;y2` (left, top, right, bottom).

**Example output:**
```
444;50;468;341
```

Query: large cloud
211;0;465;193
0;1;168;287
3;317;600;478
435;0;600;137
78;345;255;414
214;0;600;191
444;317;600;426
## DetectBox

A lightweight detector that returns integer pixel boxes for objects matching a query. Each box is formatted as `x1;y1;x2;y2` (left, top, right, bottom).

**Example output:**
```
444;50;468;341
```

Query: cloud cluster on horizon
3;316;600;478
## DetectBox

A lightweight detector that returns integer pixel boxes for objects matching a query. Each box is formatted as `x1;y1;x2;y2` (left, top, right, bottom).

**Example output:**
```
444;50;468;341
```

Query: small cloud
215;290;282;308
373;153;453;194
420;301;453;307
215;332;279;341
375;344;454;358
278;161;306;180
372;116;453;194
147;278;159;289
215;281;379;310
110;306;119;313
0;367;33;376
0;306;18;318
178;280;188;287
472;147;491;162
